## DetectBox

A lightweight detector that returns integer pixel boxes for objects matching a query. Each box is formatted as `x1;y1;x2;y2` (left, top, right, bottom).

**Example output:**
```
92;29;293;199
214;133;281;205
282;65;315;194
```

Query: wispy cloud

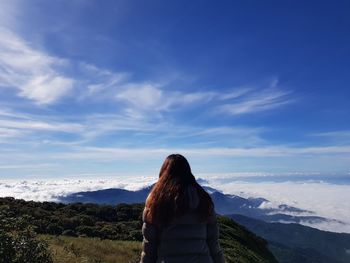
0;28;75;104
217;87;252;100
46;145;350;161
115;83;216;116
0;127;22;138
312;130;350;145
0;119;83;133
218;88;293;115
113;81;292;118
79;62;128;100
0;163;57;170
0;108;84;139
0;20;294;118
0;1;18;29
0;105;166;142
2;23;289;119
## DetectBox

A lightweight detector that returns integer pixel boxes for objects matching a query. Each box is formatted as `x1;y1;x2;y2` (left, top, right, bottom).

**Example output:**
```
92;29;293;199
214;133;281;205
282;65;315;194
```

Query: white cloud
0;127;22;138
0;163;56;170
0;176;157;202
0;27;74;104
80;62;128;99
113;81;293;119
116;83;164;111
115;83;217;115
0;106;266;144
312;130;350;145
150;126;266;147
80;113;160;139
19;75;74;104
0;20;294;118
0;106;157;141
217;87;252;100
0;1;19;29
0;119;83;133
45;145;350;162
0;110;84;137
208;177;350;233
219;88;293;115
113;81;294;118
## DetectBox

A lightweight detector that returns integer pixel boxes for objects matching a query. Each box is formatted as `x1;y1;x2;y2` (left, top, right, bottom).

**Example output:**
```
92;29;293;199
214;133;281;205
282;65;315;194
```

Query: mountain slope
0;197;277;263
230;214;350;263
217;216;277;263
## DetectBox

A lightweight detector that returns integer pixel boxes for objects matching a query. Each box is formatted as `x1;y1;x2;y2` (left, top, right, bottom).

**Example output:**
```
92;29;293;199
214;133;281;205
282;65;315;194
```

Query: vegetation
218;216;277;262
0;197;277;263
0;213;53;263
0;197;143;240
41;235;140;263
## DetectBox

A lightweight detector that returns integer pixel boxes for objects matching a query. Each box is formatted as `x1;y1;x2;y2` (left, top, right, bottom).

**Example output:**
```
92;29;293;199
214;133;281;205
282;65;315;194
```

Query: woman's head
158;154;196;185
145;154;214;225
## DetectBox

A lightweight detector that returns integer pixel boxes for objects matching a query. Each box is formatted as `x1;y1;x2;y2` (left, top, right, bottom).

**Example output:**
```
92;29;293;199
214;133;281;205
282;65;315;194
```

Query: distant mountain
59;184;340;225
59;186;151;204
230;214;350;263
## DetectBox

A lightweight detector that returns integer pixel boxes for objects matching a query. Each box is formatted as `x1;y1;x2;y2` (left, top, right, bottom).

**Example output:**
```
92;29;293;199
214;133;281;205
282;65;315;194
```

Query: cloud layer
1;175;349;233
206;176;350;233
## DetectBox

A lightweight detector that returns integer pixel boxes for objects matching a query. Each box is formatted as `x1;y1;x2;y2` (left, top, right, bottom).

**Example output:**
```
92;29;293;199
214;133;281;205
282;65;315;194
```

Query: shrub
12;229;53;263
46;223;63;235
62;229;77;237
0;211;53;263
0;229;15;263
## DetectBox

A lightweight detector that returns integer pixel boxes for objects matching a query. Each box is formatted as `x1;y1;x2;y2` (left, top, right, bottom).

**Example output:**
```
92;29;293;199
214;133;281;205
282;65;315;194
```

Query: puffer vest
140;185;225;263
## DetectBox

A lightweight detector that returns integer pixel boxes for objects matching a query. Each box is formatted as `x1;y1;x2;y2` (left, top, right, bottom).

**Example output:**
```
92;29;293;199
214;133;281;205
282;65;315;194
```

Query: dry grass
41;235;142;263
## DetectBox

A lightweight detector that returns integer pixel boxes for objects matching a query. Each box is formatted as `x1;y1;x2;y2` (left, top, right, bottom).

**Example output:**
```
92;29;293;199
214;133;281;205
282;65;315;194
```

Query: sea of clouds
1;174;350;234
204;176;350;233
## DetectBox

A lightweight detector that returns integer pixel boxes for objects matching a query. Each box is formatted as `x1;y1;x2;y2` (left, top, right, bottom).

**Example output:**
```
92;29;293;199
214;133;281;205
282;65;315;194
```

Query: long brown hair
144;154;214;225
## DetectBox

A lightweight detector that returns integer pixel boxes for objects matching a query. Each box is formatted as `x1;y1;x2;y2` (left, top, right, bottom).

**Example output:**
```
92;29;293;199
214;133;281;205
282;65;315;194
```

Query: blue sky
0;0;350;178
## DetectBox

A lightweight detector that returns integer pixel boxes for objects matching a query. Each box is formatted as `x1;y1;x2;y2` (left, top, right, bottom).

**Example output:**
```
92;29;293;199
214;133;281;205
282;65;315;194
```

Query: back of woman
140;154;225;263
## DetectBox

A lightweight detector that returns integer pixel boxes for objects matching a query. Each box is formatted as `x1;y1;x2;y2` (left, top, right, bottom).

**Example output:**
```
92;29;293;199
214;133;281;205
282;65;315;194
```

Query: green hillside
0;197;277;263
231;214;350;263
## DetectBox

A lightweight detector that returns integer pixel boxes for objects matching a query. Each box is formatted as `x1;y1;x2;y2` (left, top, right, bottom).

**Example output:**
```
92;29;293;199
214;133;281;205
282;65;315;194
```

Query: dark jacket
140;186;225;263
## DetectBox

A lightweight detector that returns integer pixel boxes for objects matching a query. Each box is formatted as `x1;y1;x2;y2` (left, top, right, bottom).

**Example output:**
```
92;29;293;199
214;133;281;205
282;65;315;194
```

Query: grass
38;215;279;263
41;235;141;263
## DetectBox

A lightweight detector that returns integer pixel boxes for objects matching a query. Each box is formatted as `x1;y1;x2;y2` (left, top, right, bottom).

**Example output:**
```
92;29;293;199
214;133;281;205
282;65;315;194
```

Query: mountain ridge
58;184;340;226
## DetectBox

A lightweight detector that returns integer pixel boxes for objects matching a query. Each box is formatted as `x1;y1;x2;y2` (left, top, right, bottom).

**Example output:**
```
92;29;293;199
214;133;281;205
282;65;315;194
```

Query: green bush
12;229;53;263
0;229;15;263
62;229;77;237
0;212;53;263
46;223;63;235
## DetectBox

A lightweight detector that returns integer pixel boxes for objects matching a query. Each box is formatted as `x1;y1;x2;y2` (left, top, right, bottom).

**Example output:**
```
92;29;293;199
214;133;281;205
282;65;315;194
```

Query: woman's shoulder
142;206;152;223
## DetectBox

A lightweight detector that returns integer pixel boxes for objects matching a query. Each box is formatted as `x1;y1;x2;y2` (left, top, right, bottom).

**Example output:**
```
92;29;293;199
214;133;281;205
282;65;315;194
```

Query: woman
140;154;225;263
